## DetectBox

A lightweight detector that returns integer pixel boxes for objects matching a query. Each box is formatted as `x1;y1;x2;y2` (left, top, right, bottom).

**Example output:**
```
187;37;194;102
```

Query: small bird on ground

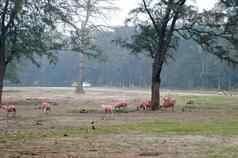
91;121;96;130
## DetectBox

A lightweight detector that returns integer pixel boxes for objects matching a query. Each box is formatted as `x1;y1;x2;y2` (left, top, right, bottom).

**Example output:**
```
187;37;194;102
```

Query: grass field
0;87;238;158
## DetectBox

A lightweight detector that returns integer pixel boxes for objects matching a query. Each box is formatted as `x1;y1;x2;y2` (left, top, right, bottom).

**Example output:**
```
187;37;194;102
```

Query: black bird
91;121;96;130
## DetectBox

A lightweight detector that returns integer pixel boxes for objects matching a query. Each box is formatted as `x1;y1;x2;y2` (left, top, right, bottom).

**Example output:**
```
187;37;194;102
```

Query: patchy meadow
0;87;238;158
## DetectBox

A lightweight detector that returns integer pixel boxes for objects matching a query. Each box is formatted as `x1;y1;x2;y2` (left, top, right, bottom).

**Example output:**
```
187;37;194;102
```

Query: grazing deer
0;104;16;118
38;101;51;113
112;100;128;109
101;104;114;120
101;104;114;113
137;100;152;110
161;96;176;111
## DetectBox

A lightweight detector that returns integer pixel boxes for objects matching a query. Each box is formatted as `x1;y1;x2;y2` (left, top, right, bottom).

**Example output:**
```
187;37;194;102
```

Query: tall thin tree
70;0;117;93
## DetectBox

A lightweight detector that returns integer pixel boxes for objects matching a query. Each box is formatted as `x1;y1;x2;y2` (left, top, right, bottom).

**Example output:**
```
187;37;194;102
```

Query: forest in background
6;27;238;90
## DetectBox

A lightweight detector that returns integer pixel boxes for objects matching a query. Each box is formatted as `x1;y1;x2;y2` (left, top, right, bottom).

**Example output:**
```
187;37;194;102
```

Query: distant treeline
6;27;238;90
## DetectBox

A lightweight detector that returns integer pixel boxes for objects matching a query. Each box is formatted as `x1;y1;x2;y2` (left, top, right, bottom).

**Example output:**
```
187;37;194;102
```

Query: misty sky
109;0;217;26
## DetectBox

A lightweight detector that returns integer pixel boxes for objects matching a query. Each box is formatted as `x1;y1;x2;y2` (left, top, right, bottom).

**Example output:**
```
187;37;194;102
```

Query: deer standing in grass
0;104;16;118
38;101;51;113
101;104;114;120
112;100;128;109
137;100;152;110
161;96;176;111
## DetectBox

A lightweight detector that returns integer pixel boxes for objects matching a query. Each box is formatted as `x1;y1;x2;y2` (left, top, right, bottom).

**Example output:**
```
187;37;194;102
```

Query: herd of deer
102;96;176;113
0;96;176;118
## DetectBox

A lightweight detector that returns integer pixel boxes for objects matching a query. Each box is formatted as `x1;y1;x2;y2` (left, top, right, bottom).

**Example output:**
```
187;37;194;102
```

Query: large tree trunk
151;79;161;110
151;60;162;110
0;42;6;104
0;62;6;105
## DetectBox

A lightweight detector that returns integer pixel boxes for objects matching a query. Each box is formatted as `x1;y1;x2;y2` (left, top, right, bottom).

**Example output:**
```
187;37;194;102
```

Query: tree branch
1;0;10;36
5;0;22;32
176;0;186;6
142;0;160;35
